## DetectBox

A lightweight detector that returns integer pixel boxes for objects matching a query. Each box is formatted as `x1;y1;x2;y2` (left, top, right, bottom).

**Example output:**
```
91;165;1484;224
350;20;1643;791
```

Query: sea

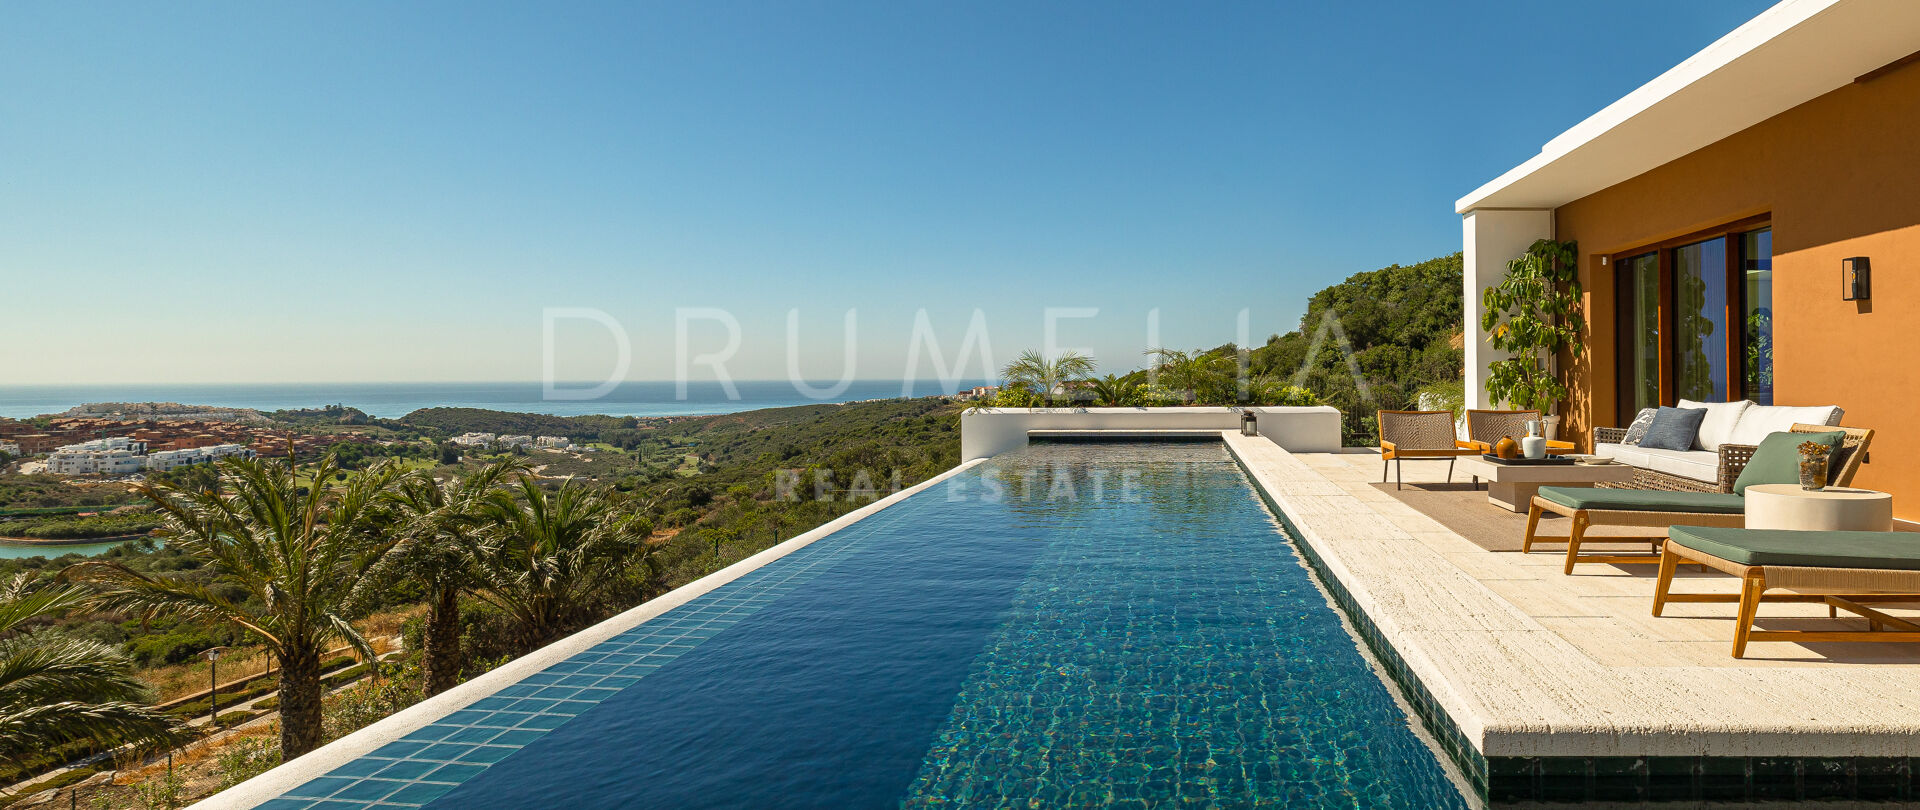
0;380;990;421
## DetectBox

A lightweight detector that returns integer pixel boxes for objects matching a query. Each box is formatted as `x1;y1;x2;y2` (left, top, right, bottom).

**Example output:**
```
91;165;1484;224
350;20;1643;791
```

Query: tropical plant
468;478;653;653
370;458;526;695
1143;347;1245;404
0;573;177;759
67;452;405;758
1480;239;1583;414
1085;374;1142;407
1001;350;1096;406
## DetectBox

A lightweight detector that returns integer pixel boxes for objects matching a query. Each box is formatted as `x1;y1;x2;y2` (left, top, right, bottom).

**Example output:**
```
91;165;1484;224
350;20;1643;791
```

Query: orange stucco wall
1552;56;1920;517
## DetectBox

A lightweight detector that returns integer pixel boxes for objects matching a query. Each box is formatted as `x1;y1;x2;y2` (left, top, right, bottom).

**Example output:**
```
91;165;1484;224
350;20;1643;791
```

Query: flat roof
1457;0;1920;214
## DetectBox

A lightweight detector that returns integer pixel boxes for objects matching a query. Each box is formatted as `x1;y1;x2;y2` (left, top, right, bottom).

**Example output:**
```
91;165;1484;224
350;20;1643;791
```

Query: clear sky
2;0;1777;385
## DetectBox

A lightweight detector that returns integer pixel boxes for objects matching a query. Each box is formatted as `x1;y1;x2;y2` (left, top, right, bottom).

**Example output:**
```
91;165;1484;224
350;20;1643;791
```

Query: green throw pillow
1732;430;1846;495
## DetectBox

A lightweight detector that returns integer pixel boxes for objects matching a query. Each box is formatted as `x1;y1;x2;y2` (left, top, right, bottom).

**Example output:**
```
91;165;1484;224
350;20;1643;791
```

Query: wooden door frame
1607;214;1772;421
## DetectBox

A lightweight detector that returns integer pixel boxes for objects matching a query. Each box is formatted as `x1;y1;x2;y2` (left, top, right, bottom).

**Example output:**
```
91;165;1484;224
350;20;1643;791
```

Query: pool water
261;442;1466;809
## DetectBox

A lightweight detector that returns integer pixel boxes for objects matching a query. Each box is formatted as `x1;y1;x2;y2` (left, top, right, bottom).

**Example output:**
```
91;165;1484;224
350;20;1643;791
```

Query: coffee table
1744;484;1893;531
1453;455;1636;513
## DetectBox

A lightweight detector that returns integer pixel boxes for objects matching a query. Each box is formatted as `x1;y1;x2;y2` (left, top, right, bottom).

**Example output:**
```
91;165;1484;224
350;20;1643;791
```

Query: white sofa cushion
1593;442;1651;469
1677;399;1752;451
1725;404;1845;447
1595;442;1720;483
1641;447;1721;483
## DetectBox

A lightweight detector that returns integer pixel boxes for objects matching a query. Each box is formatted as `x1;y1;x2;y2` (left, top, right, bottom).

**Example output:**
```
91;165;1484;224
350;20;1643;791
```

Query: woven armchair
1593;423;1874;493
1462;409;1575;454
1377;409;1478;490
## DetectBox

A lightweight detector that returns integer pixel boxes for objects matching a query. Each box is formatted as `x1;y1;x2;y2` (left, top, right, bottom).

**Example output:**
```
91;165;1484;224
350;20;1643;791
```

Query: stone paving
1226;432;1920;760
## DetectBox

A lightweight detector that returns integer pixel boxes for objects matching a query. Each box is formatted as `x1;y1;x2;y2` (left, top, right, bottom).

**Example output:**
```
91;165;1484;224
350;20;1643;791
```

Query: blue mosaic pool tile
263;490;953;809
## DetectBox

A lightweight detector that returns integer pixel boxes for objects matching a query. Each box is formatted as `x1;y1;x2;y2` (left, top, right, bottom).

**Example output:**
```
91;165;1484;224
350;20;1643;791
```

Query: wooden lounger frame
1524;497;1741;574
1653;542;1920;658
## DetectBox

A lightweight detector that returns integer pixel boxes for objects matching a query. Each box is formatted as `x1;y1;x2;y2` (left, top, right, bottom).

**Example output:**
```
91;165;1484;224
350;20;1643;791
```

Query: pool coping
191;458;986;810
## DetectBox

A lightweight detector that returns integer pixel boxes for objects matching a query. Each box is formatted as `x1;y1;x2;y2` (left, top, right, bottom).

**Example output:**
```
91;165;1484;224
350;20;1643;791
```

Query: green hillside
1251;252;1464;443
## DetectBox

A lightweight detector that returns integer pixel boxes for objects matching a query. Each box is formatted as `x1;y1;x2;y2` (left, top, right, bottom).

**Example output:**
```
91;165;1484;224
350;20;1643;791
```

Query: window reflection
1742;228;1773;405
1671;238;1728;401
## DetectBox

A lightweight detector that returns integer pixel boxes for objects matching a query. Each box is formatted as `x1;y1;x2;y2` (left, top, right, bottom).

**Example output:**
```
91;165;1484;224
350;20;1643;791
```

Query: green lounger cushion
1536;486;1746;514
1731;429;1845;495
1667;526;1920;570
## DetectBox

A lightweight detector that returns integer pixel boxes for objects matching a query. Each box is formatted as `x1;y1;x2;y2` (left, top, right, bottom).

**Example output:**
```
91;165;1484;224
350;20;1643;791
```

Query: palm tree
67;453;403;758
371;459;526;696
1086;374;1141;407
0;574;177;759
468;477;652;654
1143;348;1236;403
1001;350;1096;406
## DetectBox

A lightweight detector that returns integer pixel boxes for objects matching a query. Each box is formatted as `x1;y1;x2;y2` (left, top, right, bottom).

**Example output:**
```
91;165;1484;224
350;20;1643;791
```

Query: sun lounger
1526;487;1746;574
1654;526;1920;658
1525;423;1873;573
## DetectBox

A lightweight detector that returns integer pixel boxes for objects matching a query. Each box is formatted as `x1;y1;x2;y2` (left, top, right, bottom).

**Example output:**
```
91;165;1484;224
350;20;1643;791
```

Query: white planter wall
959;406;1343;460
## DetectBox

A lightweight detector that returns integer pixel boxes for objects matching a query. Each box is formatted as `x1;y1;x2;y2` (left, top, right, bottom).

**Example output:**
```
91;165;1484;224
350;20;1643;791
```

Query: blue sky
2;1;1776;384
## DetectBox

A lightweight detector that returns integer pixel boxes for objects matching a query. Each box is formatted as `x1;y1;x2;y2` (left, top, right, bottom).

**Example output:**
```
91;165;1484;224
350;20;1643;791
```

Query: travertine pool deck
1224;432;1920;800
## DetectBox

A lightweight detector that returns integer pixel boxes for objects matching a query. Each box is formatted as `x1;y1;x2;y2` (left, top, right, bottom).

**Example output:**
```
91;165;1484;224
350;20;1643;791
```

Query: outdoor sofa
1654;525;1920;658
1591;400;1846;492
1525;423;1875;573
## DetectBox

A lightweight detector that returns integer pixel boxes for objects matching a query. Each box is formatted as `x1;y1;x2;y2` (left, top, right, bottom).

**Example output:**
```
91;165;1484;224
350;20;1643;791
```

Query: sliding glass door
1619;252;1661;415
1613;221;1772;416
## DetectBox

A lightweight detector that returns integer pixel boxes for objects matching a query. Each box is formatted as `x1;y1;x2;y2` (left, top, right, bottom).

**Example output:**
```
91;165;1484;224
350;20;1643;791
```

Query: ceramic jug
1520;435;1547;459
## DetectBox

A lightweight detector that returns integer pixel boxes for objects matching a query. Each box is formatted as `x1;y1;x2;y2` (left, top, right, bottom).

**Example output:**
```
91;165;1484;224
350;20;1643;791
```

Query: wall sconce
1842;256;1871;300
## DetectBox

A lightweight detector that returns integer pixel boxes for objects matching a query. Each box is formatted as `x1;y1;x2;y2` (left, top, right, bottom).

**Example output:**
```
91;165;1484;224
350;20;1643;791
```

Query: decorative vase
1520;436;1547;459
1494;436;1520;460
1798;441;1830;491
1543;414;1562;441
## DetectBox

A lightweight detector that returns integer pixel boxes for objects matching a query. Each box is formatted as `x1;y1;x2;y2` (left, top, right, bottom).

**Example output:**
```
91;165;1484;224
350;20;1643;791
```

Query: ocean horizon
0;380;991;421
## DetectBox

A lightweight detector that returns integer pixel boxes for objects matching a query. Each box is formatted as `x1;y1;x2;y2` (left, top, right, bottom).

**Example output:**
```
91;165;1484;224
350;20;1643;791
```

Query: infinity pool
256;442;1466;809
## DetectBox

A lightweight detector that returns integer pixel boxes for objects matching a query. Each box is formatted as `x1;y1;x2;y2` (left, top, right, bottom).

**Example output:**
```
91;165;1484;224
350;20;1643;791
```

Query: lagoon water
0;539;155;560
0;380;986;421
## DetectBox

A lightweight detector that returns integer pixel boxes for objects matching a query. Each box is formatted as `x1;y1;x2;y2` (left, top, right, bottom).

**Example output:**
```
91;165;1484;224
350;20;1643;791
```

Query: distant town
0;403;380;480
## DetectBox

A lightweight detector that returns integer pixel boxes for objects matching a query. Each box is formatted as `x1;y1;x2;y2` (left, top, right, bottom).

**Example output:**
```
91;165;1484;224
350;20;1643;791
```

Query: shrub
216;736;281;789
215;710;257;726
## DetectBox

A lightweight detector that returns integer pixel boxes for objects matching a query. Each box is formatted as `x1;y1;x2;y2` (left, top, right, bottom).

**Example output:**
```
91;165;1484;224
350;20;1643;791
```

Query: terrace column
1461;209;1554;409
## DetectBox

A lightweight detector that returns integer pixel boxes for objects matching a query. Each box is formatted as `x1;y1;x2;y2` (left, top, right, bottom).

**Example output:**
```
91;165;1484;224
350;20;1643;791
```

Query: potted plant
1480;239;1583;439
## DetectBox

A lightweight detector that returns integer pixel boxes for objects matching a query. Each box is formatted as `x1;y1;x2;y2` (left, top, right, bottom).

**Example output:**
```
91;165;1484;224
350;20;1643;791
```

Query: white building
535;435;571;449
46;437;151;475
47;448;145;476
145;443;256;472
954;385;1000;402
497;435;533;449
56;437;147;454
450;432;496;447
0;441;19;457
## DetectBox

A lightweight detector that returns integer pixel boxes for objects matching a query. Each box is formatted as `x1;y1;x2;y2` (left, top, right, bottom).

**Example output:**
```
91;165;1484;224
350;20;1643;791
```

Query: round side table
1743;484;1893;531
